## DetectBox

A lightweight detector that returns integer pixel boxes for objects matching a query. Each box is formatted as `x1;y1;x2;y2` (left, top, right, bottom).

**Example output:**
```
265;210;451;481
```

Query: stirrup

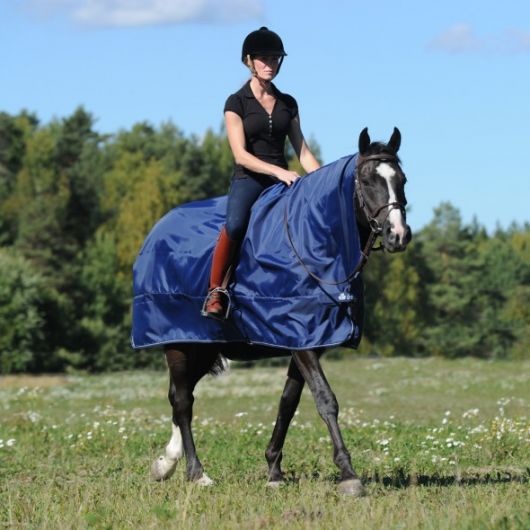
201;287;232;321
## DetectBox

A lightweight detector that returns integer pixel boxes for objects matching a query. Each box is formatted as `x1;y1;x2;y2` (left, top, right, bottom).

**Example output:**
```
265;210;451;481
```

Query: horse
143;128;411;497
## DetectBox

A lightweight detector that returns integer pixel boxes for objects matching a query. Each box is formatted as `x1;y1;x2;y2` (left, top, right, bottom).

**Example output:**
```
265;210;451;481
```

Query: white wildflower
27;411;42;423
470;425;487;434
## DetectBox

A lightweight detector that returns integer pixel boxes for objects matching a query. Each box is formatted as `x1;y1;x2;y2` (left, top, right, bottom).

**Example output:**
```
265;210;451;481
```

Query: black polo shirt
224;80;298;180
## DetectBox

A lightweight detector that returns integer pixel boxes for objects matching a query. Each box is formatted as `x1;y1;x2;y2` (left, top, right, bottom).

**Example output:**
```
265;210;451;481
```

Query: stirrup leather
201;287;232;321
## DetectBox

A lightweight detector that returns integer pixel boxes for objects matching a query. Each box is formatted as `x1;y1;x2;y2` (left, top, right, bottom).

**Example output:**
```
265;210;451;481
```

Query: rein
284;153;406;290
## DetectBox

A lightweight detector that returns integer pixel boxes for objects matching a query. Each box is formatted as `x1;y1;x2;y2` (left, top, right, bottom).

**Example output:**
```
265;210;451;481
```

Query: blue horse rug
131;154;364;350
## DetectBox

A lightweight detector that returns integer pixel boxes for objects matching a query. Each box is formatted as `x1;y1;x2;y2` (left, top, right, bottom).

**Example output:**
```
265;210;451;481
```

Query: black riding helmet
241;26;287;74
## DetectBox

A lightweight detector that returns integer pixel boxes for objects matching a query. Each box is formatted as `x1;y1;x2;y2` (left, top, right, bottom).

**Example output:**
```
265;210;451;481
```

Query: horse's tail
209;353;229;376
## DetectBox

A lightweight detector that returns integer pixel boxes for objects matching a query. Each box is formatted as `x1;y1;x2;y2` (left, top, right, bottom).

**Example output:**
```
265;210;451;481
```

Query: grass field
1;356;529;529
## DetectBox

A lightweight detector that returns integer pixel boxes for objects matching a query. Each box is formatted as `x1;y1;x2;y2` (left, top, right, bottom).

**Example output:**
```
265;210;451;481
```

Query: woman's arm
225;111;300;186
288;115;321;174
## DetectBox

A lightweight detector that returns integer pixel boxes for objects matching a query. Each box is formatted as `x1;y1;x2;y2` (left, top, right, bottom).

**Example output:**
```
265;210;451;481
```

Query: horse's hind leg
292;350;365;497
151;345;218;485
265;359;305;486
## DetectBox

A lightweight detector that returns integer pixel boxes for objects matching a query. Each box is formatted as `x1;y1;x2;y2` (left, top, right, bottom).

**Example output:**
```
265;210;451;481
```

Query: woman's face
250;55;281;80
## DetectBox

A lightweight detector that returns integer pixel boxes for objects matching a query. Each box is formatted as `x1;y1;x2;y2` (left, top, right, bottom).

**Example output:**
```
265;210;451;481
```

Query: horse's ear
388;127;401;153
358;127;370;154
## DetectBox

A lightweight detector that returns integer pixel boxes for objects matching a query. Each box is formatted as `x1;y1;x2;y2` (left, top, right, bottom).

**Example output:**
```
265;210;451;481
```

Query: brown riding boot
202;226;239;320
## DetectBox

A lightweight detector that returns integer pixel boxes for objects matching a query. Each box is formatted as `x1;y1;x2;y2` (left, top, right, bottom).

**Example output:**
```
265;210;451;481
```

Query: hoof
266;480;283;489
196;473;214;487
150;456;178;481
337;479;366;497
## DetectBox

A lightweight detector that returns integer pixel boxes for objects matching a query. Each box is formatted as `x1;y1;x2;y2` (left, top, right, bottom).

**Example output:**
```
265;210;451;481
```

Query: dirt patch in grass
0;375;69;389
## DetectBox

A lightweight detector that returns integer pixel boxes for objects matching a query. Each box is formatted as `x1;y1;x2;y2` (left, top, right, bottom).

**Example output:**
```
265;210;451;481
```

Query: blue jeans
225;175;275;240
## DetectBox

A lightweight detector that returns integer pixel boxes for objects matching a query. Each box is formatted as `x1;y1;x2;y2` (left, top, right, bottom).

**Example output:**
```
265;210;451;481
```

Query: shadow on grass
278;467;529;488
362;467;529;488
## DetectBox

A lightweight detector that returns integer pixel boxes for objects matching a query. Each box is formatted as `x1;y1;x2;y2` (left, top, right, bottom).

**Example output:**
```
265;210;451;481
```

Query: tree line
0;108;528;373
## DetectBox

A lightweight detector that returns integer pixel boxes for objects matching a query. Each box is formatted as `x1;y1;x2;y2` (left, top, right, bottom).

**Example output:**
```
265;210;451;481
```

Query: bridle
354;152;407;263
284;153;407;291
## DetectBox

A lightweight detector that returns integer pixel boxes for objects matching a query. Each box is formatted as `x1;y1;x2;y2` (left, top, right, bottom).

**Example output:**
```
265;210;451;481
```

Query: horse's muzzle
383;222;412;253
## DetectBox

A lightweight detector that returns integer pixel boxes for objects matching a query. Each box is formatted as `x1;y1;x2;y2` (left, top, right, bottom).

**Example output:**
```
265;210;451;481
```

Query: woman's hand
274;168;300;186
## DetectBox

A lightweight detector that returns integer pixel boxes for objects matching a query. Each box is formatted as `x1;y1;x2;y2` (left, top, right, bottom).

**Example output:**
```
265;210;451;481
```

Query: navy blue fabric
132;154;364;350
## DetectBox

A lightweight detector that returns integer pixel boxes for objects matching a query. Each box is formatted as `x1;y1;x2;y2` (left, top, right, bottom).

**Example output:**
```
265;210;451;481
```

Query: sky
1;0;530;233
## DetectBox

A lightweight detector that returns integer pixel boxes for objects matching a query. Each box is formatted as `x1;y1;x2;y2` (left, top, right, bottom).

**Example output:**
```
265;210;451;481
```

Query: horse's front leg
265;359;305;486
292;350;365;497
151;346;215;485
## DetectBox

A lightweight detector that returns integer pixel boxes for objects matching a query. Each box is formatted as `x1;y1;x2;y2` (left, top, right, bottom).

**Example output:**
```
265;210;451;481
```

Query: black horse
149;128;411;496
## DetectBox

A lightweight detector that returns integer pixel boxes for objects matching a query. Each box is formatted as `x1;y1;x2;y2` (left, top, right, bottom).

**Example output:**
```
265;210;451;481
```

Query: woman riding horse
203;27;321;320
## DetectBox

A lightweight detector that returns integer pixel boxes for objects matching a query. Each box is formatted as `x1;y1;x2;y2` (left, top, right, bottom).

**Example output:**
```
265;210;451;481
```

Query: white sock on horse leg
165;423;183;461
150;423;183;480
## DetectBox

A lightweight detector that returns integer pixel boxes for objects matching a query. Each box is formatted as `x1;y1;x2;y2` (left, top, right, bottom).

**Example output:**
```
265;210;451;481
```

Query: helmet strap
276;55;284;75
246;54;257;76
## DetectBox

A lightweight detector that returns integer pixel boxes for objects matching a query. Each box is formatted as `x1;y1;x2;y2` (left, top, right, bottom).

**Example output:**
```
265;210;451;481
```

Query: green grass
1;357;529;529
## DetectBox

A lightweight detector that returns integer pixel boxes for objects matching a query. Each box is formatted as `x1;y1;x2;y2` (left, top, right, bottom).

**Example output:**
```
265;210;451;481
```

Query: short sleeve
224;94;244;118
284;94;299;120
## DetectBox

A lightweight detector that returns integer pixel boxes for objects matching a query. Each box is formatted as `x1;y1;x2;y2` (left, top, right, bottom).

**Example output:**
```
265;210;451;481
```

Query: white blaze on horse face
376;163;406;240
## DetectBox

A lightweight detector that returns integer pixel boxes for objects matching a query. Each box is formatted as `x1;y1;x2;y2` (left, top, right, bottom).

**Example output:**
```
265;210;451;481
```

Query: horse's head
355;127;411;253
